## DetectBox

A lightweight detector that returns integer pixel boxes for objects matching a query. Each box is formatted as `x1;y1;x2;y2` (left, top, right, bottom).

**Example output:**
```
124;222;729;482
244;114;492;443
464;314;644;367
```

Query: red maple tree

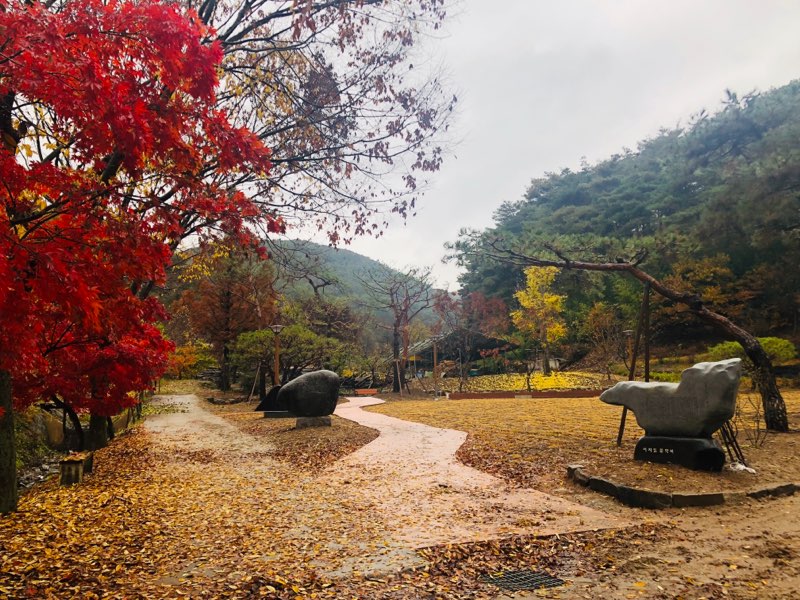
0;0;277;510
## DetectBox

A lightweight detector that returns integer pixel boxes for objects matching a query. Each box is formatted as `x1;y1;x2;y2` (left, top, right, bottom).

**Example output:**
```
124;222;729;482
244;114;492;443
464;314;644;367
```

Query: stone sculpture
280;369;340;416
258;370;341;427
600;358;742;471
255;385;283;412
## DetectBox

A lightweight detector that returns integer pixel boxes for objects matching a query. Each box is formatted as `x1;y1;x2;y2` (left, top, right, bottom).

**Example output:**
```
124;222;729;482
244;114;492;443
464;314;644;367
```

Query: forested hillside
269;239;398;301
457;81;800;342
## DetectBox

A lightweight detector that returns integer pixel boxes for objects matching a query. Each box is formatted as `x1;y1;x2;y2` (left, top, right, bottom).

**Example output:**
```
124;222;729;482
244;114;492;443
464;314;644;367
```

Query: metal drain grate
481;569;565;591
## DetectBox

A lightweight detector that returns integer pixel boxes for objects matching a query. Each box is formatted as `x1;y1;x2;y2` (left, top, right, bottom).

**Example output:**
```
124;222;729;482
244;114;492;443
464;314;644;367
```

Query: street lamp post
269;324;284;386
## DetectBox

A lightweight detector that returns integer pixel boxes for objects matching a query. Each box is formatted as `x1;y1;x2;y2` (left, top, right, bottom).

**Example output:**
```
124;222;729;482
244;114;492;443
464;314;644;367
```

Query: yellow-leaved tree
511;266;567;376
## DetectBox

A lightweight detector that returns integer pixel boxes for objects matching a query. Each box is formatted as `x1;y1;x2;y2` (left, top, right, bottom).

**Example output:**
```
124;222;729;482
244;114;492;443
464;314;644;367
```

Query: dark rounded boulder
278;370;340;417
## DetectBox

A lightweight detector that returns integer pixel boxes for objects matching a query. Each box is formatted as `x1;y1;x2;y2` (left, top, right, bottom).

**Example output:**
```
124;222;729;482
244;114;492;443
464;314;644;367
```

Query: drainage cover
481;569;565;591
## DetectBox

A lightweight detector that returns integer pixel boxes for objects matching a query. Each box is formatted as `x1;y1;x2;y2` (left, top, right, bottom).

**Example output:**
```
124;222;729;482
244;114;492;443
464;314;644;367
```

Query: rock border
447;389;605;400
566;464;800;509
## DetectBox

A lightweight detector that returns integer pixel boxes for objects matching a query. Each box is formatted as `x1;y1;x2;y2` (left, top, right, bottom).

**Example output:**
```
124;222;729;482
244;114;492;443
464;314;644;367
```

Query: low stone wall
566;464;800;509
447;389;604;400
40;407;137;449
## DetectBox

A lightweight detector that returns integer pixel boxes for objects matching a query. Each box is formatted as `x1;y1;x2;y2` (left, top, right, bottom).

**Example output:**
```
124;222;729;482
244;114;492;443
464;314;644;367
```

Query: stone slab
255;385;283;411
616;485;672;509
567;464;799;510
566;464;584;478
634;436;725;472
747;483;799;500
279;370;340;417
587;476;619;497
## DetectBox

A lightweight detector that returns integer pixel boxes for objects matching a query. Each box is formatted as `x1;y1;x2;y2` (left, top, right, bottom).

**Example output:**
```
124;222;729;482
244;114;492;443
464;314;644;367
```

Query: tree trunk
525;362;532;392
686;304;788;431
541;324;552;376
219;345;231;391
51;396;84;450
86;413;109;450
258;360;268;403
459;338;469;392
0;370;17;514
744;335;789;431
391;324;402;393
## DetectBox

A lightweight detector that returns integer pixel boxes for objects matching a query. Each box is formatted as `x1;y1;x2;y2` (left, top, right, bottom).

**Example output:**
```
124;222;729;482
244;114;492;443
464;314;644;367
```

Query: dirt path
139;395;627;584
331;397;627;548
140;394;402;584
145;394;275;455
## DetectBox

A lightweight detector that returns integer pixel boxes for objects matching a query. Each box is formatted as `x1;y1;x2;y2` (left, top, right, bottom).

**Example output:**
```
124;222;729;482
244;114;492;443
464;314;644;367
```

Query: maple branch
218;0;383;45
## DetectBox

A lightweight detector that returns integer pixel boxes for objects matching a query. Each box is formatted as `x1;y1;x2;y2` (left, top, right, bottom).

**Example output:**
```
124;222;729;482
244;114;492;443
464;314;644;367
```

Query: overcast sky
340;0;800;289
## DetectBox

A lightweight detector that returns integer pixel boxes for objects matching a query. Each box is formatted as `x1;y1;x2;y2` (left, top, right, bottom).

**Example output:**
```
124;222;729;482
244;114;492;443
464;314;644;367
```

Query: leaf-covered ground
202;393;381;471
0;395;391;599
412;371;609;394
2;387;799;599
2;393;616;599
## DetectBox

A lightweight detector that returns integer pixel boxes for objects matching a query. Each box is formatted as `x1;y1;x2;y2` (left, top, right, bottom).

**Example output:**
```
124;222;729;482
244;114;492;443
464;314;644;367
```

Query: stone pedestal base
295;416;332;429
634;436;725;472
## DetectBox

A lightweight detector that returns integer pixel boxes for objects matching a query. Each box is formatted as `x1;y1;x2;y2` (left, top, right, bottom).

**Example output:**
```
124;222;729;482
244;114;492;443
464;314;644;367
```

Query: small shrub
647;371;681;383
706;337;796;367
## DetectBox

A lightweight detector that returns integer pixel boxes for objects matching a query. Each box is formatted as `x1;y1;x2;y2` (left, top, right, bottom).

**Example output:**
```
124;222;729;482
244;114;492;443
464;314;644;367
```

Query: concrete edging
566;464;800;509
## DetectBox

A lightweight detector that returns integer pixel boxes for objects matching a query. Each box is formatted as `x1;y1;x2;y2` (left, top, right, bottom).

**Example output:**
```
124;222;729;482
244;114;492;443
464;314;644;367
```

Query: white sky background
329;0;800;290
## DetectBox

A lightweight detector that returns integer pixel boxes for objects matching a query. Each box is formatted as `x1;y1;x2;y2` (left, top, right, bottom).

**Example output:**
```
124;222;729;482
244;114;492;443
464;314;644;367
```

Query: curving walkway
135;394;628;583
329;397;628;548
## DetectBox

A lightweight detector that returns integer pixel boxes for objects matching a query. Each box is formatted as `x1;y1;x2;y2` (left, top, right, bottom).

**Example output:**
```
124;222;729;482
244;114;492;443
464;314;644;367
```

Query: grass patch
416;371;609;394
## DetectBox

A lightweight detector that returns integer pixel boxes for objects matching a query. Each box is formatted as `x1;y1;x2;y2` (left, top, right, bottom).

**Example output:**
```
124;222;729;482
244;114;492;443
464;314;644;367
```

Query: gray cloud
343;0;800;289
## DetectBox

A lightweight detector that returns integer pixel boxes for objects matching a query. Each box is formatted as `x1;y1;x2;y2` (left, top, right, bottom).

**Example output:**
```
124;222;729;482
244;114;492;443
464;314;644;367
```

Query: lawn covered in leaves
213;408;380;471
369;390;800;494
0;422;400;599
419;371;609;394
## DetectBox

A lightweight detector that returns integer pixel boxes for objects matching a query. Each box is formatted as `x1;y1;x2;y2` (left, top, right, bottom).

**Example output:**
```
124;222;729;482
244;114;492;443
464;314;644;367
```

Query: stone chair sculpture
600;358;742;471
